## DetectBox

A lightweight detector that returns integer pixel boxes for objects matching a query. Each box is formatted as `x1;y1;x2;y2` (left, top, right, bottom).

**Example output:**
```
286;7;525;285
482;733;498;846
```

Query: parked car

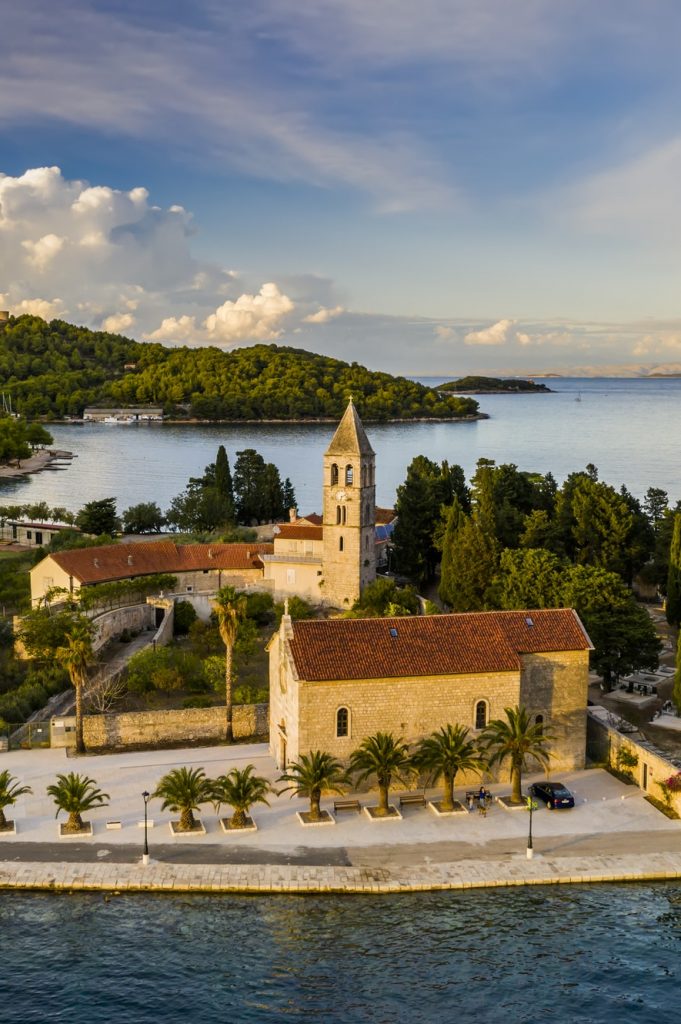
529;781;575;809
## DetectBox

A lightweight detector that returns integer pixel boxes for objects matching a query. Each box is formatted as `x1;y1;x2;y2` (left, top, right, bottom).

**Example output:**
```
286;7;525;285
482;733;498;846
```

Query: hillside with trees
0;315;480;422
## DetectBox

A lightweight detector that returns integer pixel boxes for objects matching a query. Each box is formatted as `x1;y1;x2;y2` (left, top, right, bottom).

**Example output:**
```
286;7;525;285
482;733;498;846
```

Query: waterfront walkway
1;742;680;894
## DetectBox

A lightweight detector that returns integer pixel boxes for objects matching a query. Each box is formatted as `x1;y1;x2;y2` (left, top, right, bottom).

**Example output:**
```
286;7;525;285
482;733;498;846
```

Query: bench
105;820;122;830
398;793;426;808
333;799;361;814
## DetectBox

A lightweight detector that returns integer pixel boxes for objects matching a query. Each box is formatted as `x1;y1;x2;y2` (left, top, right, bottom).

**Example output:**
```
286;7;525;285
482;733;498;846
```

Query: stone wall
587;707;681;814
519;650;590;771
52;703;269;752
91;603;155;652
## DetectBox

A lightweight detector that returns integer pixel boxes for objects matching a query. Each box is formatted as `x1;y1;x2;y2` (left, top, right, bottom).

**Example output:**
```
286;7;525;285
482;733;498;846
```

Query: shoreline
0;448;74;481
2;850;681;895
46;414;489;426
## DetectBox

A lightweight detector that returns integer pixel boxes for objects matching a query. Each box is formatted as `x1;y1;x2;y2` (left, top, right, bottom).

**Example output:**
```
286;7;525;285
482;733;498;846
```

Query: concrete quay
2;850;681;895
1;742;680;894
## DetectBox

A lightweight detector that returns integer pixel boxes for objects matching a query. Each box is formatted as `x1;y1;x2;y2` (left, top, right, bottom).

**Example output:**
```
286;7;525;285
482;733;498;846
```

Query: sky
2;1;681;375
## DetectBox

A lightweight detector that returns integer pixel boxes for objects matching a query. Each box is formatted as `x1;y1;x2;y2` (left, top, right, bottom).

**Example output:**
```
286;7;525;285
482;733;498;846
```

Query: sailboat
575;392;582;403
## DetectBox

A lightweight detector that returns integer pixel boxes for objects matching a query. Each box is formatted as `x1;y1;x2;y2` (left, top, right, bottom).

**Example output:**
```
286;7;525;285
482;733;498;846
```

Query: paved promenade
1;742;680;894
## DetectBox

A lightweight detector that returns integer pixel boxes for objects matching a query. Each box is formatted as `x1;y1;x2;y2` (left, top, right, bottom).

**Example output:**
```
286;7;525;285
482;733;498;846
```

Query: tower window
342;506;346;524
339;536;344;551
336;707;349;738
475;700;488;730
331;463;339;485
345;464;353;485
336;506;341;524
535;714;544;735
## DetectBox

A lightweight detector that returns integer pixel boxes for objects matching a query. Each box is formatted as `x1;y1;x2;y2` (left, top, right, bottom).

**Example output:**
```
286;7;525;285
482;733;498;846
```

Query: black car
529;781;575;809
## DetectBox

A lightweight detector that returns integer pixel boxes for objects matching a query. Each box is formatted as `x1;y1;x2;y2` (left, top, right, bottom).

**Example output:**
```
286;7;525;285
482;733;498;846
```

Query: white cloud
22;232;65;269
303;305;344;324
101;312;136;334
464;319;516;346
11;297;65;319
145;285;295;346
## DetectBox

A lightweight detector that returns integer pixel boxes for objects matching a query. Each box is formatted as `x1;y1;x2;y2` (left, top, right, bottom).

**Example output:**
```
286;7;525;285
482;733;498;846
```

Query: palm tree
212;586;247;742
278;750;347;822
414;724;484;811
55;616;94;755
47;772;109;833
211;764;273;828
481;705;552;804
349;732;413;816
0;770;33;830
153;766;213;831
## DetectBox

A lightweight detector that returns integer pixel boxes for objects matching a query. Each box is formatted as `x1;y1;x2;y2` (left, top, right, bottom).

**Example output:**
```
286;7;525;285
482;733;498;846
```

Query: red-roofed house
30;541;272;604
269;608;593;775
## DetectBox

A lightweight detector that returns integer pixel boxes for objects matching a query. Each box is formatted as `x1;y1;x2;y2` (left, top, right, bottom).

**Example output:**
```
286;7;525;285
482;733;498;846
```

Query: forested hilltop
0;316;480;422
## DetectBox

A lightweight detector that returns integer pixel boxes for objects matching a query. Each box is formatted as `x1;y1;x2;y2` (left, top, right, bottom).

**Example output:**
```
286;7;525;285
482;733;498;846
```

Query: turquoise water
2;884;681;1022
1;378;680;513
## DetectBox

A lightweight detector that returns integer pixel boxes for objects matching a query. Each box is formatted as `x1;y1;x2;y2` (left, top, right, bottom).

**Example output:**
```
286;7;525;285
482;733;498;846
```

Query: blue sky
2;1;681;374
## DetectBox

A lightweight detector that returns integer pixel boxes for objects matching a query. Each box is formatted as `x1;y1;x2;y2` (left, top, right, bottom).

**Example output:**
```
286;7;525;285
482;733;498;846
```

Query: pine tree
666;513;681;627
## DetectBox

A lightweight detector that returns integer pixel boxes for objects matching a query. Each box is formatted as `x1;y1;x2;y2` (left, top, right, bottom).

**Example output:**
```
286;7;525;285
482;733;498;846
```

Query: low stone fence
51;703;269;753
587;706;681;813
90;603;155;653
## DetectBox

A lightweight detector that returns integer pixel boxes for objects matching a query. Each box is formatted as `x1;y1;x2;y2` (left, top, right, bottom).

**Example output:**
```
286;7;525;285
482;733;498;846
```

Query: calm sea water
2;885;680;1023
2;377;680;513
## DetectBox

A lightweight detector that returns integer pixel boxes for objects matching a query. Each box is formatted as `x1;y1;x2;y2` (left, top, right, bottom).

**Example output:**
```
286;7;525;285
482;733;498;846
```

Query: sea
2;885;680;1023
1;377;680;514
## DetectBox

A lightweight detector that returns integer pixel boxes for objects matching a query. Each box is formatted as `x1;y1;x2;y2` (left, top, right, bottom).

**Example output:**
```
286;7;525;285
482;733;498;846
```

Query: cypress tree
666;513;681;627
214;445;233;503
438;498;464;607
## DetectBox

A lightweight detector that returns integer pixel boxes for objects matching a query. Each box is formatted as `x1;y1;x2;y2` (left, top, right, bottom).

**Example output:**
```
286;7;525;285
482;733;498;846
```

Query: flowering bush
664;772;681;792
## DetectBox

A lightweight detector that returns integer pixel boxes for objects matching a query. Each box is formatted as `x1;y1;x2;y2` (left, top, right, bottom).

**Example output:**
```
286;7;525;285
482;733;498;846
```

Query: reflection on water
1;884;680;1023
2;377;681;512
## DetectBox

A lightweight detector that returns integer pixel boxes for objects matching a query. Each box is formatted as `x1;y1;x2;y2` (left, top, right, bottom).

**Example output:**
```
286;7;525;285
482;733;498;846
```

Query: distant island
438;375;553;394
0;314;482;423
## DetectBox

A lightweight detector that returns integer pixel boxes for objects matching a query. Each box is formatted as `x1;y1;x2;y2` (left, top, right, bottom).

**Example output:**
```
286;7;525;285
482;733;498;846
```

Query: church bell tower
322;399;376;607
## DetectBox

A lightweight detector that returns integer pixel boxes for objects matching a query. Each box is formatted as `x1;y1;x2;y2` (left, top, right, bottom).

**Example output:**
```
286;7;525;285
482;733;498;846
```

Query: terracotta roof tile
375;507;396;524
47;541;273;585
288;609;592;682
276;523;324;541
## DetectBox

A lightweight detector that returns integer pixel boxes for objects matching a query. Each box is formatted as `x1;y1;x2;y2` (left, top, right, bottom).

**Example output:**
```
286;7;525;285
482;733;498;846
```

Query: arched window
336;707;349;738
475;700;488;730
365;534;369;549
342;506;347;524
339;536;344;551
365;502;371;524
336;506;341;524
535;714;544;735
331;463;339;485
345;464;354;486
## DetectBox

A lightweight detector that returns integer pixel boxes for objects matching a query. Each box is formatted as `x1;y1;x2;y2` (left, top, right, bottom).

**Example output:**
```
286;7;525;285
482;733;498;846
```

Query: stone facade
269;610;592;778
52;703;269;752
321;400;376;608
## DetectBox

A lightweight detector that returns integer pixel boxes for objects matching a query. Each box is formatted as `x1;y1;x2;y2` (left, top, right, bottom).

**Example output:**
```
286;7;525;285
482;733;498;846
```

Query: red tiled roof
375;507;396;524
47;541;273;585
276;523;324;541
288;609;592;682
298;513;323;526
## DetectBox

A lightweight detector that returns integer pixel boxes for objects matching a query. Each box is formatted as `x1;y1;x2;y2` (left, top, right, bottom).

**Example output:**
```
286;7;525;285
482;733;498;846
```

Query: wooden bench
333;799;361;814
398;793;426;808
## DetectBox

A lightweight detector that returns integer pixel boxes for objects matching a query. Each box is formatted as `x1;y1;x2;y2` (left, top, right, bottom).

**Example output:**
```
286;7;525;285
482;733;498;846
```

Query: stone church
268;401;594;776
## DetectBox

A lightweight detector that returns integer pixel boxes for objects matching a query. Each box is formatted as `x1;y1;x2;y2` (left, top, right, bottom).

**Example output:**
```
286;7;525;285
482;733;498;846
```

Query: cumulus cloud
433;324;456;341
101;312;136;334
303;305;344;324
145;285;295;346
0;166;311;346
464;319;516;346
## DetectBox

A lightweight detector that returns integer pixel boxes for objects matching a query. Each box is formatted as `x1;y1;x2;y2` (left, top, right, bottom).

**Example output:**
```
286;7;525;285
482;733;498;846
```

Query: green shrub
174;600;198;635
182;695;214;709
245;591;275;625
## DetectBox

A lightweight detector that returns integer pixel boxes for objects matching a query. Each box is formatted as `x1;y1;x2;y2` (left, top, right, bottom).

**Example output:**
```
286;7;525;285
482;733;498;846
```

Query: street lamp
526;795;538;859
142;790;150;866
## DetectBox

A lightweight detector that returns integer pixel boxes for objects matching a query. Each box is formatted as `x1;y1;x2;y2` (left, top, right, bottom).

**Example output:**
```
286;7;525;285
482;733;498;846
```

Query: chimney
208;548;213;559
289;507;297;522
127;554;134;566
94;558;99;568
